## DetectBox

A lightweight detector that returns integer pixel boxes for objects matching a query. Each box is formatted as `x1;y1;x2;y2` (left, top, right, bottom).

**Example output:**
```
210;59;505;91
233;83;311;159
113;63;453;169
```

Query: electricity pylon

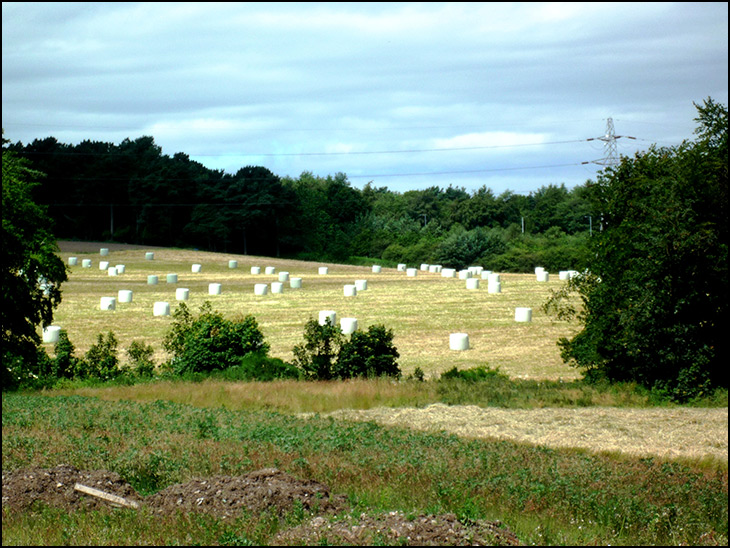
586;117;635;167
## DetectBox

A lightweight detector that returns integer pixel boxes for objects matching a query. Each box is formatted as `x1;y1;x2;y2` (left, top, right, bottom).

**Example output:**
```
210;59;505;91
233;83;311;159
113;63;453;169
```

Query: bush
126;341;156;378
220;351;300;381
336;324;400;379
163;302;269;375
292;317;344;380
82;331;120;380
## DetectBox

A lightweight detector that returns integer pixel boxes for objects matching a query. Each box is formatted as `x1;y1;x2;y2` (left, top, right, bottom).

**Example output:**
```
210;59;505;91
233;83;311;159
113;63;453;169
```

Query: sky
2;2;728;195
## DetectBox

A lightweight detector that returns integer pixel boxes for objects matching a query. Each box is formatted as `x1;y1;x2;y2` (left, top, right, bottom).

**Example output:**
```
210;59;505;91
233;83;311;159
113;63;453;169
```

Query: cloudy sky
2;2;728;194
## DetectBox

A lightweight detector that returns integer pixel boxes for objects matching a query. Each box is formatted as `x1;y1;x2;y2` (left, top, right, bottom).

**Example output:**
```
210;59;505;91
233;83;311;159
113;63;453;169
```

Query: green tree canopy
554;98;728;400
2;139;68;389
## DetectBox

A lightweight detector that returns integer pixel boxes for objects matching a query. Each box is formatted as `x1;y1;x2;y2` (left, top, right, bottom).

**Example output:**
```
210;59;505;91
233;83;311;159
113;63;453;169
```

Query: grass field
50;241;583;380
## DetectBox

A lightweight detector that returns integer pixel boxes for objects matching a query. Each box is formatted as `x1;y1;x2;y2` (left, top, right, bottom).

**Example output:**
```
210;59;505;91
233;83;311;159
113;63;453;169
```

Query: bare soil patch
2;465;520;546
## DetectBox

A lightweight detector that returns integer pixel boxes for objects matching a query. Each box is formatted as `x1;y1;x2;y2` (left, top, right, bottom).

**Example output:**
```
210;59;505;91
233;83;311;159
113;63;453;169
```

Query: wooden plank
74;483;140;509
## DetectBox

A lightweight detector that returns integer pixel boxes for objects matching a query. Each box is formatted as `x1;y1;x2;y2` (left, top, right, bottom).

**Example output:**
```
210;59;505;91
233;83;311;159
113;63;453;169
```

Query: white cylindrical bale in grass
153;301;170;317
100;248;109;256
278;271;289;282
118;289;133;303
99;260;109;271
372;265;382;273
458;270;471;279
228;260;238;269
208;283;222;295
406;268;418;277
192;263;202;273
355;279;368;291
265;266;276;275
442;268;456;278
420;263;430;271
100;297;116;311
254;283;268;295
148;275;159;285
488;280;502;294
318;266;329;275
271;282;284;294
450;333;470;351
43;325;62;344
68;257;78;266
176;288;189;301
344;284;357;297
397;263;407;272
515;307;532;322
481;270;492;279
319;310;336;326
145;252;155;260
488;273;500;284
82;259;92;268
251;266;261;275
107;266;118;277
469;266;483;276
115;264;125;274
341;318;358;335
466;278;480;290
290;277;302;289
166;273;178;283
537;270;549;282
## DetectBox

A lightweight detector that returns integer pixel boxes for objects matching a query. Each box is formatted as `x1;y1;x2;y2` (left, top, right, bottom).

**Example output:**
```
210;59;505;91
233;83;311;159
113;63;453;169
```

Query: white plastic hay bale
420;263;430;271
82;259;92;268
344;284;357;297
290;277;302;289
450;333;470;351
251;266;261;275
153;302;171;317
372;265;382;273
145;252;155;260
515;307;532;322
355;279;368;291
318;266;329;275
488;273;501;284
278;271;289;282
466;278;480;290
430;264;442;273
271;282;284;294
254;283;268;295
397;263;407;272
318;310;336;326
406;268;418;277
147;275;159;285
458;270;471;279
535;266;545;275
488;280;502;294
481;270;492;279
43;325;62;344
469;266;483;276
118;289;133;303
175;288;190;301
100;297;116;311
192;263;202;273
68;257;78;266
100;248;109;256
99;260;109;271
537;270;549;282
442;268;456;278
341;318;358;334
166;273;178;283
265;266;276;275
107;266;118;277
228;260;238;269
115;264;125;274
208;283;222;295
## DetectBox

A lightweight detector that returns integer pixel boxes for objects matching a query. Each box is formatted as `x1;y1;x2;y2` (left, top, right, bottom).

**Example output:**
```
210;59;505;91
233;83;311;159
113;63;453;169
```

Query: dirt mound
2;464;520;545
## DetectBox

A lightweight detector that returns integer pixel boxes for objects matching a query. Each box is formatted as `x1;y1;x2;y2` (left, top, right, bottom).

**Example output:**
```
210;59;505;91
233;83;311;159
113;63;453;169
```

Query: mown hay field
51;241;583;380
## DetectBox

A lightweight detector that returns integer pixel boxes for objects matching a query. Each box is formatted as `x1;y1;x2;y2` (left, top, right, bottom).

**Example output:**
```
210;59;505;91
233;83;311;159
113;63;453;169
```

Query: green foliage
126;341;156;378
555;98;728;401
163;302;270;375
1;143;68;389
435;226;506;270
53;329;78;380
292;318;400;380
220;351;300;382
440;365;508;383
336;324;401;379
82;331;120;381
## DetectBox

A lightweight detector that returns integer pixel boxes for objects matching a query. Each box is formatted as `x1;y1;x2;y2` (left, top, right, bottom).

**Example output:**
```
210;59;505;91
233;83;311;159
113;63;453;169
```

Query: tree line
4;135;596;272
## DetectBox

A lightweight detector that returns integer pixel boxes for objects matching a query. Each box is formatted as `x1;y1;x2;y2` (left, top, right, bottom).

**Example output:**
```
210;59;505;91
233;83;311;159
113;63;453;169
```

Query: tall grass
3;393;728;546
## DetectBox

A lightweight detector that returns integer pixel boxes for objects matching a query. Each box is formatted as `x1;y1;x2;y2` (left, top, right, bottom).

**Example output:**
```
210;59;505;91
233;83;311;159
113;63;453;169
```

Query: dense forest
4;135;597;271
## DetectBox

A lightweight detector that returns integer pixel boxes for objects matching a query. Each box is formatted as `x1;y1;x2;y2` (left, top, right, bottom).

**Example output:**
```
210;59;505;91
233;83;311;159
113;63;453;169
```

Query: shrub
126;340;156;378
292;317;344;380
336;324;400;379
82;331;120;380
163;302;269;375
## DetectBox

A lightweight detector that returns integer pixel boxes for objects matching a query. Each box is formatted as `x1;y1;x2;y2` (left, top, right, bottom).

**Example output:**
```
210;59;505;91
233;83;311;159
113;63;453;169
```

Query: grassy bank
2;392;727;546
